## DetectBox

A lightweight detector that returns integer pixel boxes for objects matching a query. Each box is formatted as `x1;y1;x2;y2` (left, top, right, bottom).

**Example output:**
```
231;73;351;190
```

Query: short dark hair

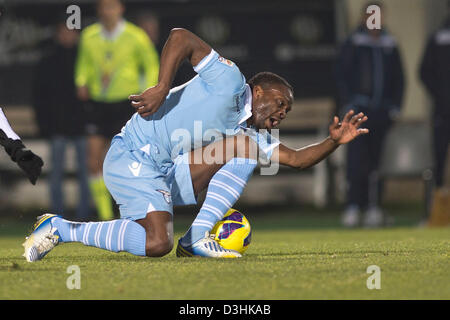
247;72;293;95
97;0;126;6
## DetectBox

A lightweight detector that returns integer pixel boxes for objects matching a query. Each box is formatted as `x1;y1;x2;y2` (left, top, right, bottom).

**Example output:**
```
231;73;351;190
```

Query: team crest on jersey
157;189;172;204
218;56;234;67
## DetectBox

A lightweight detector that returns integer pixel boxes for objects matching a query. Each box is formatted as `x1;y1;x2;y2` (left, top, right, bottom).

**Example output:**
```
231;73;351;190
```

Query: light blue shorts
103;137;197;220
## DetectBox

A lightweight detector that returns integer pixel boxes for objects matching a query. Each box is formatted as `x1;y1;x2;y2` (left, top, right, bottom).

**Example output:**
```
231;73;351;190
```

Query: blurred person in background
136;11;160;48
419;4;450;223
136;11;161;89
75;0;159;220
32;20;90;219
336;2;404;228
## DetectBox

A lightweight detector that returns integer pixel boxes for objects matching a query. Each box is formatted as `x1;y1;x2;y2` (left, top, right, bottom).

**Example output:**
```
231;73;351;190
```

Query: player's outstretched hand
329;110;369;145
0;130;44;185
129;84;170;118
15;148;44;185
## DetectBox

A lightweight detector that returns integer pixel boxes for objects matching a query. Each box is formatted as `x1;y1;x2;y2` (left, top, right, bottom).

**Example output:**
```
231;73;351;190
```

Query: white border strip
193;49;216;73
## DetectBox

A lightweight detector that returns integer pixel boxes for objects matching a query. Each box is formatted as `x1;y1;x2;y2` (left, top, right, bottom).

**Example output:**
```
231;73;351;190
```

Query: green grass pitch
0;207;449;300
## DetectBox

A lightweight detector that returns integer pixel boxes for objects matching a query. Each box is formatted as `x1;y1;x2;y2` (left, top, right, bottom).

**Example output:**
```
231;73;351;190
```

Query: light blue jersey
104;50;279;219
118;49;278;167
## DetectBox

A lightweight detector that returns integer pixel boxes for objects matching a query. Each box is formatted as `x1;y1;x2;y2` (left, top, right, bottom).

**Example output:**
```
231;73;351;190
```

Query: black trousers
84;100;134;139
432;111;450;187
346;108;392;209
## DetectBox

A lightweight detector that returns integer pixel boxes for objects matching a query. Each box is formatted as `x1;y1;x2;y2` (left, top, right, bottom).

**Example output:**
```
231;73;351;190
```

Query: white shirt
0;108;20;140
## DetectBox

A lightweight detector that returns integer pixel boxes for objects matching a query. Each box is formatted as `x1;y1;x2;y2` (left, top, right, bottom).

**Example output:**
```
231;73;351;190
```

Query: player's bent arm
157;28;212;89
275;138;339;170
129;28;212;117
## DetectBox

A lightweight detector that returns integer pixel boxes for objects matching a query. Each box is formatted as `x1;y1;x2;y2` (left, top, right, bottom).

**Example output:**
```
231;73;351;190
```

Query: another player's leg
49;136;66;214
87;134;114;221
364;116;390;227
342;132;369;227
364;142;382;227
177;135;258;258
73;136;91;220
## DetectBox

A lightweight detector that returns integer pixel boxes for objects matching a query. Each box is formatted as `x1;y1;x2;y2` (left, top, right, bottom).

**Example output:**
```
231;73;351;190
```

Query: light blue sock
181;157;257;245
52;218;146;256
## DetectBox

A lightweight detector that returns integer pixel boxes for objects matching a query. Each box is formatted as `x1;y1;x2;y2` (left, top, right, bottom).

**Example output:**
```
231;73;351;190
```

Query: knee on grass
145;236;173;257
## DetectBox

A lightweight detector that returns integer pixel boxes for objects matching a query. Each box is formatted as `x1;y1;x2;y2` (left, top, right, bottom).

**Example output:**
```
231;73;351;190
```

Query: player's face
97;0;124;27
251;84;293;130
56;24;79;49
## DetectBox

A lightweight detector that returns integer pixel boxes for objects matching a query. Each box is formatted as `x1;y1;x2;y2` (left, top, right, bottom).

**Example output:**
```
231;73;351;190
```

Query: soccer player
23;28;368;261
0;108;43;185
75;0;160;221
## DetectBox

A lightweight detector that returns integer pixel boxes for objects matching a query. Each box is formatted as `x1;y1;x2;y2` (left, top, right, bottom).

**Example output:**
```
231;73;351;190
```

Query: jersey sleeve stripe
0;108;20;140
193;49;217;73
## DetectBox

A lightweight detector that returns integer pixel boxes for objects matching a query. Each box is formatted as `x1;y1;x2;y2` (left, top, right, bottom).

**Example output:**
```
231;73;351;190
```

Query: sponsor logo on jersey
218;56;234;66
128;161;142;177
157;189;172;204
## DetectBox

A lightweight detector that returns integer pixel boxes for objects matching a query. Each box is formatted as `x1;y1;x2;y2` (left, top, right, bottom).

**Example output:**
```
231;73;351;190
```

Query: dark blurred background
0;0;449;227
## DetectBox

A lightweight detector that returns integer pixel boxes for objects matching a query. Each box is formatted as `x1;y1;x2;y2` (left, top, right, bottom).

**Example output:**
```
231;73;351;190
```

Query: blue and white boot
22;214;61;262
176;231;242;258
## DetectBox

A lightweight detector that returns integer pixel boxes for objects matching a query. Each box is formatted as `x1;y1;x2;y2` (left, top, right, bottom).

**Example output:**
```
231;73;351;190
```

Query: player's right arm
74;29;92;102
0;108;43;185
276;110;369;170
129;28;212;117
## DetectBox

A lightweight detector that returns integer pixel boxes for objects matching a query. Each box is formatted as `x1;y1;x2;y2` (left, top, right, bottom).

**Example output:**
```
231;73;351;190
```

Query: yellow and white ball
211;208;252;254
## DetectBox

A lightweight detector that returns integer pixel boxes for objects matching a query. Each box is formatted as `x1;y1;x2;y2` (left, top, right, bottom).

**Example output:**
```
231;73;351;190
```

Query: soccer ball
211;208;251;254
